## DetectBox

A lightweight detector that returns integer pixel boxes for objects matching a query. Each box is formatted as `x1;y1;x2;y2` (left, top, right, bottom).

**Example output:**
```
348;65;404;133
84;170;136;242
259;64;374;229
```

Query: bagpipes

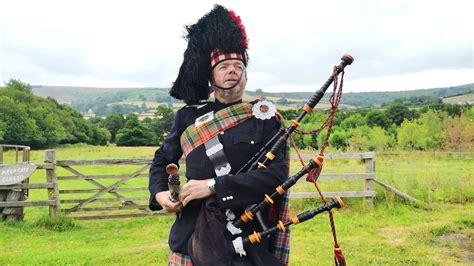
231;54;354;265
186;54;354;266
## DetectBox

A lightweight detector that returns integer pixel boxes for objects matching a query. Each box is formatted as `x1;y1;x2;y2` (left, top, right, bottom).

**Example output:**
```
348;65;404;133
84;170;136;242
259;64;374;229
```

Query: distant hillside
32;83;474;114
247;83;474;108
32;85;146;104
442;92;474;104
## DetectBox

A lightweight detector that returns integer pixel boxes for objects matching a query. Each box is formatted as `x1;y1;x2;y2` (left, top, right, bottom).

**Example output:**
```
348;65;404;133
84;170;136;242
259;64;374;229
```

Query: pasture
0;145;473;265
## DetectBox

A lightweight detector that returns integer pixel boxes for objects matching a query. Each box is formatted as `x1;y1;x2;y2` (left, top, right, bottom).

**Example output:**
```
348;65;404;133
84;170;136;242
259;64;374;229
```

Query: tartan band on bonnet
210;49;245;69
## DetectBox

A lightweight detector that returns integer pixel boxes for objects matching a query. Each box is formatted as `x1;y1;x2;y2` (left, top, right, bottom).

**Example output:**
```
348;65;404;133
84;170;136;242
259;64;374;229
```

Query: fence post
364;154;375;206
45;149;60;218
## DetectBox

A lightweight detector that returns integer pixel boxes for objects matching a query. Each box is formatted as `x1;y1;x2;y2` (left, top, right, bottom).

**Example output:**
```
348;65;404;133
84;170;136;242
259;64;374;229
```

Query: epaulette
182;102;211;109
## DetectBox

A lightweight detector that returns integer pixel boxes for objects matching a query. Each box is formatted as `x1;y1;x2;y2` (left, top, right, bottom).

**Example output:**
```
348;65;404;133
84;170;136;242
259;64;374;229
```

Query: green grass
1;145;473;264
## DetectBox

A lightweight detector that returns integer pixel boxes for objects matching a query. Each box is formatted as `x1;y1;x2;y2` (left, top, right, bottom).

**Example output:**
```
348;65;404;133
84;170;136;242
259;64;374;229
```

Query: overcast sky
1;0;473;92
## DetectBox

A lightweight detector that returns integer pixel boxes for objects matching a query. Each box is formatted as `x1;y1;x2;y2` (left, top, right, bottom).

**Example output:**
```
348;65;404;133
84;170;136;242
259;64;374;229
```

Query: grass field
1;145;473;265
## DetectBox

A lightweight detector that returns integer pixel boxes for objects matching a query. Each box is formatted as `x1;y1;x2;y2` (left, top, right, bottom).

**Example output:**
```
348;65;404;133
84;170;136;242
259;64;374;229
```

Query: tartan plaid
271;141;291;265
180;103;254;156
169;252;192;266
271;191;291;265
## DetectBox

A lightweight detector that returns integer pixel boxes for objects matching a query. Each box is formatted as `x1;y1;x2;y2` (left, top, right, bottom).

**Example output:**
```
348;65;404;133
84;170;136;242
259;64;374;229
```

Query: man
149;5;290;265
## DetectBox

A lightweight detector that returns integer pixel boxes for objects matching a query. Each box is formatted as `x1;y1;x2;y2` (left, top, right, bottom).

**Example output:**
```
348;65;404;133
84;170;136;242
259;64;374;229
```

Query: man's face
212;59;247;95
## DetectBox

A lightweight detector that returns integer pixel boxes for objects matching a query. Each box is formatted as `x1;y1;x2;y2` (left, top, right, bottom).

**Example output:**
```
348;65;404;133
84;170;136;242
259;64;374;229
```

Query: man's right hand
155;191;183;213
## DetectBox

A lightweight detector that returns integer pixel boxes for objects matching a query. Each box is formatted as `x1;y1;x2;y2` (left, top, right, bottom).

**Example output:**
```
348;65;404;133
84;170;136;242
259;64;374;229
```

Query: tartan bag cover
171;102;291;265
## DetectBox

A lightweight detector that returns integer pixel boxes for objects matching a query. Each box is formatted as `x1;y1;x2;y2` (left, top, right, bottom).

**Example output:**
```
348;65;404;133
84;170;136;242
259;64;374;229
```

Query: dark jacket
148;100;288;258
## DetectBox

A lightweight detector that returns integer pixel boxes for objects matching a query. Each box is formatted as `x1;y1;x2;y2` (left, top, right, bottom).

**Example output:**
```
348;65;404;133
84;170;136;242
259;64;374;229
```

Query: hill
442;92;474;105
32;83;474;114
247;83;474;108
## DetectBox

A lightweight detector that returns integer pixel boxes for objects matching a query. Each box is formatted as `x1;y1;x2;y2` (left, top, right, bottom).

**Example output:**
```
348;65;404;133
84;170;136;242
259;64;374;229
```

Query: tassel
306;166;322;183
334;247;346;266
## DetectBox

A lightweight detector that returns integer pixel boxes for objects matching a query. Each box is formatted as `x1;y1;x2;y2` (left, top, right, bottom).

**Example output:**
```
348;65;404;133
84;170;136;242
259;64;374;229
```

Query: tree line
0;80;175;148
280;102;473;152
1;79;472;151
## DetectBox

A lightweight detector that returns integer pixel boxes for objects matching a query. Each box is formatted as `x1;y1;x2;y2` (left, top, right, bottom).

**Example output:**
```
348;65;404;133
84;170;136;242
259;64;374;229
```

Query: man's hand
155;191;183;213
180;179;213;206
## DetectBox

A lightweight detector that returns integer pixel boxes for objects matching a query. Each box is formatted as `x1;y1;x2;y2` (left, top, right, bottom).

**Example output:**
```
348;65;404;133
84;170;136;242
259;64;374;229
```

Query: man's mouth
225;77;238;82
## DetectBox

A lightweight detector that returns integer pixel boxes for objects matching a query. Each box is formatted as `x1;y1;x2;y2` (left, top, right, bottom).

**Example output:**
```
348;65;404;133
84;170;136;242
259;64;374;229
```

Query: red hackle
228;10;248;48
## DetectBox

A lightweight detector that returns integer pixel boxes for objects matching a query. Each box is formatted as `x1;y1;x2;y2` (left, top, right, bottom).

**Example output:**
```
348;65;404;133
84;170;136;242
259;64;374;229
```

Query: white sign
0;163;37;185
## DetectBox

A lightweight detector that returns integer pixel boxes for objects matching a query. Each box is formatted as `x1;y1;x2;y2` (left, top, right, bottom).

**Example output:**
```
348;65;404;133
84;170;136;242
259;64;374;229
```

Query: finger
182;193;194;207
179;188;191;202
181;180;194;191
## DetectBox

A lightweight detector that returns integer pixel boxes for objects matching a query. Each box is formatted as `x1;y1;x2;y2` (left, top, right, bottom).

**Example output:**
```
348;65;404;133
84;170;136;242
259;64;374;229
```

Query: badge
252;100;276;120
195;111;214;127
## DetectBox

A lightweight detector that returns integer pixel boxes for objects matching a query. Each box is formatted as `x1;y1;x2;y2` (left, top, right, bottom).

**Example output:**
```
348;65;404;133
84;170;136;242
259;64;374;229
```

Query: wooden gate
48;150;164;220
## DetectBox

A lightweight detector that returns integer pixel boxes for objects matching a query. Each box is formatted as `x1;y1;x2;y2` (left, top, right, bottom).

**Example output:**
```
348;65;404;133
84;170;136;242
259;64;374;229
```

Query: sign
0;163;37;185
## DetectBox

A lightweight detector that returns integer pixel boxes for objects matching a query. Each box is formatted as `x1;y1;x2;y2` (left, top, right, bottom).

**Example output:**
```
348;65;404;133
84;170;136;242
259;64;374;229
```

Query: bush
440;114;474;151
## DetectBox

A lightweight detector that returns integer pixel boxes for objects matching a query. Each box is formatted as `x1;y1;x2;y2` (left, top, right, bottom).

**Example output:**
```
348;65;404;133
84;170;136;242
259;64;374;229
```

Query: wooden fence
288;152;376;205
1;150;377;220
0;145;60;220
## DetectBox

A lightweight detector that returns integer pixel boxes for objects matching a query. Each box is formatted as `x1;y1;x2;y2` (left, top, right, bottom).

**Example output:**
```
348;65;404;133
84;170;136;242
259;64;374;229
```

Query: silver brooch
252;100;276;120
194;111;214;127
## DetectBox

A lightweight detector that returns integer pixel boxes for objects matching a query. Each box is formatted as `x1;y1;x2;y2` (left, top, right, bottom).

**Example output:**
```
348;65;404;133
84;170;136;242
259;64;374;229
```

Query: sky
0;0;473;93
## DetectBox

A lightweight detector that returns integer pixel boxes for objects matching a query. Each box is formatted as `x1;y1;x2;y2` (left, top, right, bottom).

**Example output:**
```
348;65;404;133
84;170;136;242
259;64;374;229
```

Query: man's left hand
180;179;213;206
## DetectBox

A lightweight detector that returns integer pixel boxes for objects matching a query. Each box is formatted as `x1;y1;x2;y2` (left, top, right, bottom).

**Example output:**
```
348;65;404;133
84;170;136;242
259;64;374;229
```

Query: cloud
1;0;473;91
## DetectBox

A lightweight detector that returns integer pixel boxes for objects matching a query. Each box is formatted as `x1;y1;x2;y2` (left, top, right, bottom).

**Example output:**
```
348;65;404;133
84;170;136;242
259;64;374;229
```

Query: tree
385;103;416;126
347;126;371;151
5;79;33;94
421;103;463;117
0;120;5;142
340;113;367;129
115;114;155;146
0;96;38;146
153;105;175;144
366;110;390;129
369;126;394;151
397;110;443;150
103;113;126;143
329;130;350;150
90;127;111;146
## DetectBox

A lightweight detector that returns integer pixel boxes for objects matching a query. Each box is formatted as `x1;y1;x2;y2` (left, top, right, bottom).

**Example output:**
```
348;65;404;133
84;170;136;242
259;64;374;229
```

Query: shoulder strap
180;103;253;156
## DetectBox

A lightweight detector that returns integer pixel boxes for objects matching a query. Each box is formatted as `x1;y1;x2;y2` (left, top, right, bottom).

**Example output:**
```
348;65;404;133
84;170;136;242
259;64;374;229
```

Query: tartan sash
180;103;254;156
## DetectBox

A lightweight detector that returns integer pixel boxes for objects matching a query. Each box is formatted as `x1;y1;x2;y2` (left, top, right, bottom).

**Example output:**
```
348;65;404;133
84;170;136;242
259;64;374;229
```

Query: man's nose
227;66;237;74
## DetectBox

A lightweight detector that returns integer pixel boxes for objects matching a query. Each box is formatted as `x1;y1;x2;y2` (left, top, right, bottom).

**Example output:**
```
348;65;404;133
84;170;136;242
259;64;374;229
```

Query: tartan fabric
271;141;291;265
210;49;244;68
271;191;291;265
180;103;254;156
169;252;192;266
